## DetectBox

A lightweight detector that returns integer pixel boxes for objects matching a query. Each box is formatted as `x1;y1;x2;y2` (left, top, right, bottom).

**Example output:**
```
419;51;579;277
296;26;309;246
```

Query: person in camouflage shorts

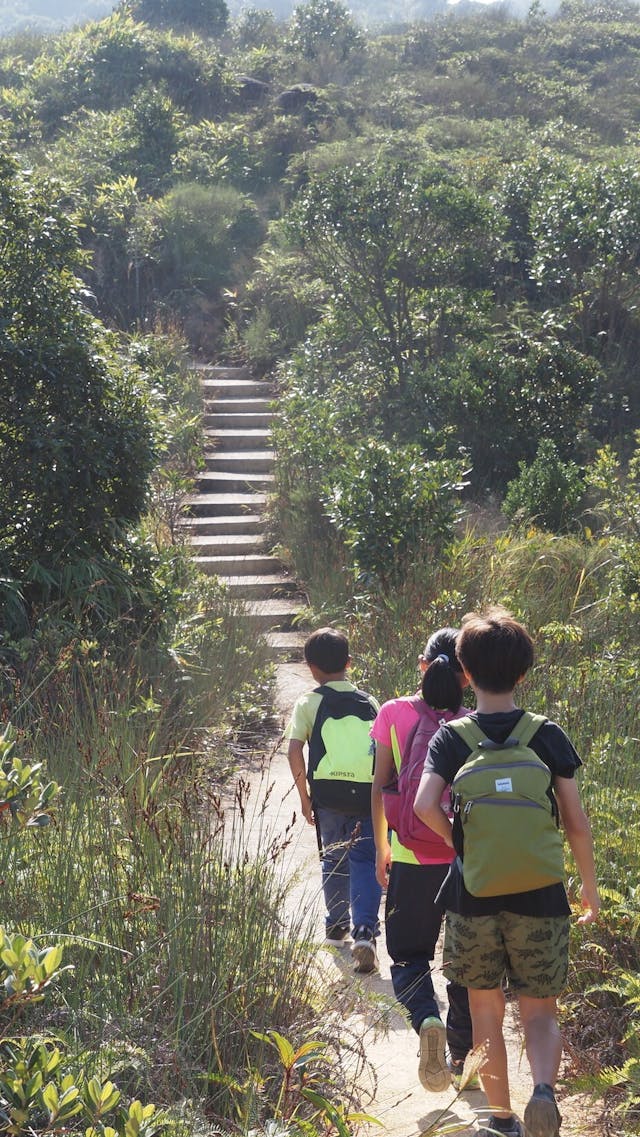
414;608;600;1137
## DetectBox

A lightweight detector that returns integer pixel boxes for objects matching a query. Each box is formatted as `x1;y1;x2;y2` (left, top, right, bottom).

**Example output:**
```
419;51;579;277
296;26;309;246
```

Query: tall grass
0;584;344;1127
283;511;640;898
1;689;329;1124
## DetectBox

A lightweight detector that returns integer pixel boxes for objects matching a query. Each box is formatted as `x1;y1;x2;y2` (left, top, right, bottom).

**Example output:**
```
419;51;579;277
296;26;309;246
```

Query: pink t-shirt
372;695;425;760
372;695;468;865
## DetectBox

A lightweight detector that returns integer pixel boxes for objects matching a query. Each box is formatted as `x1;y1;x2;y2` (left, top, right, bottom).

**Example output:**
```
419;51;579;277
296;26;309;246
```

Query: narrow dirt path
242;661;599;1137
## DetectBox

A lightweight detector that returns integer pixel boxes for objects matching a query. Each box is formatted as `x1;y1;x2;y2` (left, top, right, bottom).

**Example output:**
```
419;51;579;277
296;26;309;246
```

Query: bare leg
519;994;562;1087
469;987;512;1119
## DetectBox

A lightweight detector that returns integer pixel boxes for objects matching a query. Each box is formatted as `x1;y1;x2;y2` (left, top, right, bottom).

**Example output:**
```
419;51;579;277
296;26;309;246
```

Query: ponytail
420;627;464;714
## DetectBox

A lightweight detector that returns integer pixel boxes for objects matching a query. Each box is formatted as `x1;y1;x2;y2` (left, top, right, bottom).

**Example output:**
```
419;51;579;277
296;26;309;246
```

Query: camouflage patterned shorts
443;911;570;997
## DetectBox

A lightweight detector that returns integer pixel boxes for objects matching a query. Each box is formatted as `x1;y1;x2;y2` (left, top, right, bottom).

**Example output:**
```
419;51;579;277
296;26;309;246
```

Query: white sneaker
324;925;351;947
418;1017;450;1092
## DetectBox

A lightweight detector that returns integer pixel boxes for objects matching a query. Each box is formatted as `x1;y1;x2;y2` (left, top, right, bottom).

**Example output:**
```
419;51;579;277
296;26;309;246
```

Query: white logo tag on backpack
495;778;513;792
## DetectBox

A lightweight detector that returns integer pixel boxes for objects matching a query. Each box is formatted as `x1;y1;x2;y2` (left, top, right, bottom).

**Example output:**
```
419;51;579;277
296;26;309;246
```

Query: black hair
457;606;534;693
304;626;349;673
421;627;464;713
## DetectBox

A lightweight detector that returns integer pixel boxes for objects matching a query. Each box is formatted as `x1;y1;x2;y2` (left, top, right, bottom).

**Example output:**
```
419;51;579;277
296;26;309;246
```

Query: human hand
576;883;600;924
376;846;392;889
300;796;314;825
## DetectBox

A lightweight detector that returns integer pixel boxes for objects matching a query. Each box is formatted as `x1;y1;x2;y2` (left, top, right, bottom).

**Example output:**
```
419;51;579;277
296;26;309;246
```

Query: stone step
188;533;267;555
184;492;267;516
264;631;307;661
194;553;284;575
218;574;299;599
195;470;274;493
192;364;252;380
242;599;303;632
179;514;267;536
203;450;274;472
204;412;274;430
203;398;273;414
204;428;271;450
186;362;303;655
201;378;271;399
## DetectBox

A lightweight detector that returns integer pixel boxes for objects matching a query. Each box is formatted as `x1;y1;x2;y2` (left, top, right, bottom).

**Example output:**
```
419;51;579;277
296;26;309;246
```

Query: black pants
385;860;472;1063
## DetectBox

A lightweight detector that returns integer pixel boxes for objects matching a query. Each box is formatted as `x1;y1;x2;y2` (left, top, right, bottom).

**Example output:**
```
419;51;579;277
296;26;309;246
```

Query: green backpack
450;711;565;898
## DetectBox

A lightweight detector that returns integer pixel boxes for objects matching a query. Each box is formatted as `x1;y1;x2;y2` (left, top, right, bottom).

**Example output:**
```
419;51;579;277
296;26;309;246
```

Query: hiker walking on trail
285;627;382;974
414;607;600;1137
371;628;474;1094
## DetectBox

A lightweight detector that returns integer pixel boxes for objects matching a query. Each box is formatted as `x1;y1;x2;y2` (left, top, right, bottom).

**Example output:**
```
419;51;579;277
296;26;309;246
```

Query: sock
489;1116;517;1134
533;1082;556;1100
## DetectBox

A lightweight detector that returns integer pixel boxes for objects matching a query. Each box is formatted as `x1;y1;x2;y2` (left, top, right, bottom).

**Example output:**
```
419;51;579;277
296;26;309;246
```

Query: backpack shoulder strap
449;715;488;751
508;711;548;748
312;684;377;719
451;711;548;752
314;684;337;698
401;697;446;762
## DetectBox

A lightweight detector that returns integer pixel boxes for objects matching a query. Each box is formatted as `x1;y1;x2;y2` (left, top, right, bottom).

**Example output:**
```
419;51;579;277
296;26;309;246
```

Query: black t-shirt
426;709;582;918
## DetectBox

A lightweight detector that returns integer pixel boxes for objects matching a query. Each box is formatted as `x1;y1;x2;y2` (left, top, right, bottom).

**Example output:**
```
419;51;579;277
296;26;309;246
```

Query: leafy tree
25;14;232;132
52;87;180;196
231;6;278;49
432;330;599;490
30;13;152;126
76;176;145;328
129;181;263;346
123;0;228;35
531;159;640;360
287;159;502;392
0;156;156;576
286;0;365;81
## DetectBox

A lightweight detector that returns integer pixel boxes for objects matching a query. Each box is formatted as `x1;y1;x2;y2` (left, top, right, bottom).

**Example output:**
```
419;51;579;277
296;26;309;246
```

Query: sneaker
523;1084;562;1137
418;1016;450;1092
324;925;350;946
350;926;378;973
477;1115;524;1137
448;1057;481;1091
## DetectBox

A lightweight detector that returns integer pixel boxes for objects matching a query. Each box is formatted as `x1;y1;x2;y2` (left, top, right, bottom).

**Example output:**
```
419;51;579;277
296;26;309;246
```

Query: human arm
413;770;453;847
554;775;600;923
371;741;394;888
287;738;314;825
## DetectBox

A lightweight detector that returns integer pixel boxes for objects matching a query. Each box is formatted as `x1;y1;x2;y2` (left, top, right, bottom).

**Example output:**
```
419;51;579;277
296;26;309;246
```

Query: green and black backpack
450;711;566;897
307;685;377;815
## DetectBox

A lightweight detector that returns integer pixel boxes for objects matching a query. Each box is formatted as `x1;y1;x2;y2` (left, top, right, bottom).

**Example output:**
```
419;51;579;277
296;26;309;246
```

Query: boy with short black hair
414;606;600;1137
286;627;382;972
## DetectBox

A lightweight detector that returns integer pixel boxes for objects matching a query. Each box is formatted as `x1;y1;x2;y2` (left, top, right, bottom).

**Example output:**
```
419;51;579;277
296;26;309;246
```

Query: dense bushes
0;156;155;583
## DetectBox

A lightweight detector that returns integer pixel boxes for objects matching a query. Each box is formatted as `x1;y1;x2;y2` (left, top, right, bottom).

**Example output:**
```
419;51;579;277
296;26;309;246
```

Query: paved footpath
239;662;598;1137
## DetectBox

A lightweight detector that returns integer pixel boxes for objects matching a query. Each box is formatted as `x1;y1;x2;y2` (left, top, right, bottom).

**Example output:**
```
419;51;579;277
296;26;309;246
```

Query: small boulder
235;75;270;103
275;84;318;113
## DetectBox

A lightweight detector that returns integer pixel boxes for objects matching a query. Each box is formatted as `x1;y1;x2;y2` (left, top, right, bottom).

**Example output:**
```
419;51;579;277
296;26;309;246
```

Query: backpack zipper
455;759;550;781
463;797;548;817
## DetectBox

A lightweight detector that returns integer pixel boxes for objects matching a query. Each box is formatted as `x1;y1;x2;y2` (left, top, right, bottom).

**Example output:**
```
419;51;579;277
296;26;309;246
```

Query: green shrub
502;439;586;532
0;929;168;1137
325;440;467;587
131;181;264;303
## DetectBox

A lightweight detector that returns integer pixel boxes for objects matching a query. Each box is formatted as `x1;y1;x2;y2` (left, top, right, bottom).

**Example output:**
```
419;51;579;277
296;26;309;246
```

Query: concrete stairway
183;364;306;660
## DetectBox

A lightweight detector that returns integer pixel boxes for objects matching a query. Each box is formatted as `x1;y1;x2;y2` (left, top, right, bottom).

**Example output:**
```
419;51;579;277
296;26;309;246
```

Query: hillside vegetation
2;0;640;1133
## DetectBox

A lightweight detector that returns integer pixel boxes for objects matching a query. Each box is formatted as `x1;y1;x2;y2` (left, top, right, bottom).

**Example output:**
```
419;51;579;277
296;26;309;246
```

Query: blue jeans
315;807;381;935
